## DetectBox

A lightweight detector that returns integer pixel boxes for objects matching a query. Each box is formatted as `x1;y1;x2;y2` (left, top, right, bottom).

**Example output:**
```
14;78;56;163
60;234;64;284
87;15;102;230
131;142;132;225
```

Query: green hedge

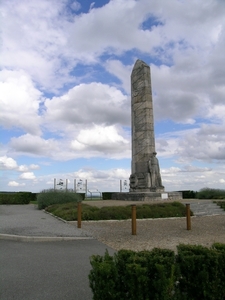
89;243;225;300
0;192;36;204
37;189;82;209
178;190;197;199
102;192;113;200
176;244;225;299
196;188;225;199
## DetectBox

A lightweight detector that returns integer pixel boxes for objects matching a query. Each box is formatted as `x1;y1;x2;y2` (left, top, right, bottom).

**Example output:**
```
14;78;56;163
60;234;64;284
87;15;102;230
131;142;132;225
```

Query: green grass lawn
45;201;190;221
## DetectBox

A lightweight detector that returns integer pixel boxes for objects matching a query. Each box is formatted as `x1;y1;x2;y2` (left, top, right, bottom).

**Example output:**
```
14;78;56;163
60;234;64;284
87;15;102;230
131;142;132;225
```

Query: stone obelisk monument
112;59;182;201
130;59;164;192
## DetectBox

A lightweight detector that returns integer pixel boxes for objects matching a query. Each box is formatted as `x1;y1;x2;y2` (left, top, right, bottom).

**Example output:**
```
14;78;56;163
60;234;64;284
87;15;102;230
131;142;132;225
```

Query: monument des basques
112;59;182;201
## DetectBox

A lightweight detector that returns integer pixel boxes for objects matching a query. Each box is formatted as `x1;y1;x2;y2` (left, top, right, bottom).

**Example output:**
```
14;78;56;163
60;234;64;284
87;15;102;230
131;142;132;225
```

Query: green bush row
178;190;197;198
197;188;225;199
37;189;82;209
102;192;113;200
0;192;36;204
89;243;225;300
46;201;188;221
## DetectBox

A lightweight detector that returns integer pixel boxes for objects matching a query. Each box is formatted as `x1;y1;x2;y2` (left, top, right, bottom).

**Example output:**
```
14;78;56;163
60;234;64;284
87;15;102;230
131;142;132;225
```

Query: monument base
111;191;182;202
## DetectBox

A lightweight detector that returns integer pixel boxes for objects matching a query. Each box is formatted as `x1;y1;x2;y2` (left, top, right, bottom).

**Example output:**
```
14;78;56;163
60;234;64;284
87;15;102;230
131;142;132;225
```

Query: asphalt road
0;239;115;300
0;205;115;300
0;204;90;238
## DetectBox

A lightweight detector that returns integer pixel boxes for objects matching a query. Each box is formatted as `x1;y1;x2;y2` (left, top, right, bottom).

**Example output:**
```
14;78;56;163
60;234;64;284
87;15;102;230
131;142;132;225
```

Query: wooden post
77;202;82;228
131;205;136;235
186;203;191;230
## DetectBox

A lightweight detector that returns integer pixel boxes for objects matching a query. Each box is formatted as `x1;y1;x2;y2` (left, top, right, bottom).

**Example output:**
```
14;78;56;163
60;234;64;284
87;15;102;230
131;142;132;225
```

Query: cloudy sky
0;0;225;194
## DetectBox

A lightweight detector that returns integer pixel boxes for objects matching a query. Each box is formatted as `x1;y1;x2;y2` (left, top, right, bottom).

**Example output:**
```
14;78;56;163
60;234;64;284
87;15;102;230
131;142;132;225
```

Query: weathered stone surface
130;59;164;192
112;192;182;201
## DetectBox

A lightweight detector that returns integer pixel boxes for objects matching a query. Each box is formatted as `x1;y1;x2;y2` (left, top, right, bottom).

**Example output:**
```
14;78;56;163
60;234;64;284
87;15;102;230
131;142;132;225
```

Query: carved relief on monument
148;152;164;191
129;174;138;189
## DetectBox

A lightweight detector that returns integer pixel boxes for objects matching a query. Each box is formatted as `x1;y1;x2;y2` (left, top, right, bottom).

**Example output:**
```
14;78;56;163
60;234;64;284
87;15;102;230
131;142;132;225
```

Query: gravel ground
79;215;225;252
72;200;225;252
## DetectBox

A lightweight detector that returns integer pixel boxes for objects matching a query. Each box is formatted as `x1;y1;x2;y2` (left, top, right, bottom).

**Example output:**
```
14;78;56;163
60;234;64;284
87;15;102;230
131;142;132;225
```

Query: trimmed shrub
37;189;82;209
176;244;225;300
89;248;177;300
89;244;225;300
0;192;35;204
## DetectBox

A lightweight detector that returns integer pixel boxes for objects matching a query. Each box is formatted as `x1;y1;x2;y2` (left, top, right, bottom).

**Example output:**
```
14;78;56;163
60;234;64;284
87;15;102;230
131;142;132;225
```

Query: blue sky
0;0;225;193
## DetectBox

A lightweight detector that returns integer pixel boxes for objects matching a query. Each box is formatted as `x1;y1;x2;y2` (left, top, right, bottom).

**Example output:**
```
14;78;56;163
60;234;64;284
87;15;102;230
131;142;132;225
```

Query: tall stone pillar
130;59;164;192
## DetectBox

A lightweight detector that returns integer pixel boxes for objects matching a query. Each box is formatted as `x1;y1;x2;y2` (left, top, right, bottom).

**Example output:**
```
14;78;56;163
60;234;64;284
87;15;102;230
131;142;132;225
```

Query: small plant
214;201;225;211
37;189;81;210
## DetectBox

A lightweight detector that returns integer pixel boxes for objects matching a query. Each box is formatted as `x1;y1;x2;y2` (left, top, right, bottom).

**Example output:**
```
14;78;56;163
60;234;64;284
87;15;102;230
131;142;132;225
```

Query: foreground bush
37;189;82;209
89;243;225;300
46;201;188;221
0;192;35;204
197;188;225;199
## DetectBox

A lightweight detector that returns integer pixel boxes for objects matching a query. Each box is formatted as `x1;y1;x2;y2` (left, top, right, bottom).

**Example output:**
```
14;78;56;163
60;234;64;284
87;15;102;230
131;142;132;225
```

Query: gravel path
77;200;225;251
80;215;225;252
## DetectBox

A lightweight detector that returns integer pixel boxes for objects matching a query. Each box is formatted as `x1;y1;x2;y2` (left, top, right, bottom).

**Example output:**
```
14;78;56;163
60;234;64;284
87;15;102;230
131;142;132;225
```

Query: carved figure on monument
148;152;164;189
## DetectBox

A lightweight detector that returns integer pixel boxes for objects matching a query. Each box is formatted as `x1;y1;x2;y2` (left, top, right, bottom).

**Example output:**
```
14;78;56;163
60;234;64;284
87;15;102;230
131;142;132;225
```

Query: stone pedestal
111;191;182;202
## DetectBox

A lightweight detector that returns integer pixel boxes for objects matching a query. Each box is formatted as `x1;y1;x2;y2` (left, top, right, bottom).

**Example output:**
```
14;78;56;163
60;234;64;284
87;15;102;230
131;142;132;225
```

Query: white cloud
44;82;129;129
17;165;29;172
157;123;225;163
0;0;75;91
0;156;18;170
0;70;42;134
9;124;130;160
161;164;225;192
70;1;81;12
19;172;36;180
10;134;59;157
30;164;40;170
105;60;132;93
8;181;25;187
71;124;129;157
0;156;40;174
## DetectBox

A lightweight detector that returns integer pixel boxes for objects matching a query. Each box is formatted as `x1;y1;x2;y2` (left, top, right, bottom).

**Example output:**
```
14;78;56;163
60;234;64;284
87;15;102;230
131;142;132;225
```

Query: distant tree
196;188;225;199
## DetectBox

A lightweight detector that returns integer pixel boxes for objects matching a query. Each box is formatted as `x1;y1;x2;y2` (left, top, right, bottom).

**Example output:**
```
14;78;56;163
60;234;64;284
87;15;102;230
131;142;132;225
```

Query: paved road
0;205;115;300
0;239;114;300
0;204;90;239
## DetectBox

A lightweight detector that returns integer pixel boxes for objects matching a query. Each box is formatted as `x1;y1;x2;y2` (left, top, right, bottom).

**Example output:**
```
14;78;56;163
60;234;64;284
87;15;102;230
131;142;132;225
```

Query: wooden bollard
186;203;191;230
131;205;136;235
77;202;82;228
